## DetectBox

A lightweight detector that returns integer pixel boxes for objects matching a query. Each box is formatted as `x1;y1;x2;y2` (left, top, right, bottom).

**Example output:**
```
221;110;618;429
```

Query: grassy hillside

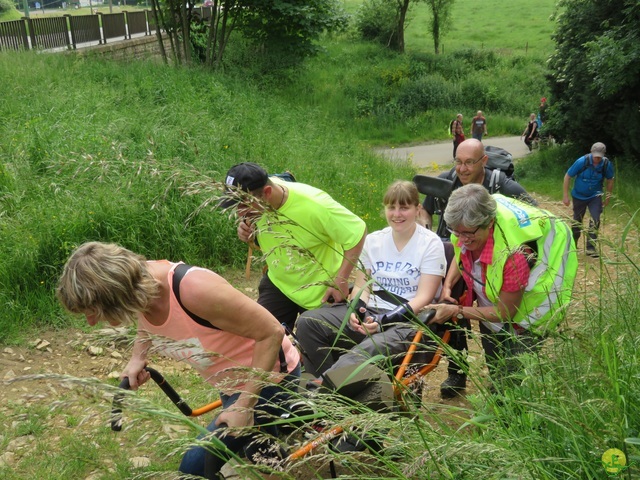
0;51;415;341
272;0;558;146
406;0;558;54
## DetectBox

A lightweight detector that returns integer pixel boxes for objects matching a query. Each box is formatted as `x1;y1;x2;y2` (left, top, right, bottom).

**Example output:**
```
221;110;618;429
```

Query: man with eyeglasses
420;139;536;237
419;138;536;398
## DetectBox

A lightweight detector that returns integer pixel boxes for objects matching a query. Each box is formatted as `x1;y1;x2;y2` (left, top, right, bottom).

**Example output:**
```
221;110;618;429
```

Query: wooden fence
0;8;213;52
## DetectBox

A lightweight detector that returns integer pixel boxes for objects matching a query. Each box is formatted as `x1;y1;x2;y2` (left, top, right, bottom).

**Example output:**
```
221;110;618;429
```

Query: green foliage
424;0;454;54
353;0;399;47
0;51;413;341
0;0;13;13
547;0;640;157
288;40;549;144
234;0;349;63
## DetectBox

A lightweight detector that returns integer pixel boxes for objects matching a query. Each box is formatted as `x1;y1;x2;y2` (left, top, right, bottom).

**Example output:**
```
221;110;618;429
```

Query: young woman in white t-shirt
296;180;446;378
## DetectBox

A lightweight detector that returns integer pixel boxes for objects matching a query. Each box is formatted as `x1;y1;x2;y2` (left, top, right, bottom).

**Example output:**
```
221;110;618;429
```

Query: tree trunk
150;0;167;64
433;10;440;54
394;0;410;53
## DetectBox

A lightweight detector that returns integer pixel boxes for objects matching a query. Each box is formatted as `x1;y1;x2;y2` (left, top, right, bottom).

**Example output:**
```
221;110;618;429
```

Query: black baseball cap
219;162;269;208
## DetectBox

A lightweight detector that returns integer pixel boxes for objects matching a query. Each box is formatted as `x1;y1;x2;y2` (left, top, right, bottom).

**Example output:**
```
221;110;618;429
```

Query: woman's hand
424;303;458;325
348;311;380;335
216;406;254;431
121;358;150;390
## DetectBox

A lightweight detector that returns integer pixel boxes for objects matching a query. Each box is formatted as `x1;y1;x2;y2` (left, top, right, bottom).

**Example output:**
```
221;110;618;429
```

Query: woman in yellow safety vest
427;184;577;387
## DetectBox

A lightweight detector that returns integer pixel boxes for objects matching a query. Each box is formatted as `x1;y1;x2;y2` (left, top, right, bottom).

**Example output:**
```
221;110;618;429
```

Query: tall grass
1;3;640;477
0;51;414;342
4;233;639;478
277;40;550;146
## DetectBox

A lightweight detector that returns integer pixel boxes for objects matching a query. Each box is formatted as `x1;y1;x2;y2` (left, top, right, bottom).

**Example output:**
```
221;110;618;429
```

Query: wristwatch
456;305;465;321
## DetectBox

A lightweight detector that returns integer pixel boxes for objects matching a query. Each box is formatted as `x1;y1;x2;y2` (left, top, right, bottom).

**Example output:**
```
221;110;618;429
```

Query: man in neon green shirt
220;162;367;331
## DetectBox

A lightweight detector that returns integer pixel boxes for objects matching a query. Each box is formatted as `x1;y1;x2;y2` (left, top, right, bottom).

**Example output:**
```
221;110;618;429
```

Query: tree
151;0;347;69
354;0;405;51
424;0;454;54
547;0;640;157
235;0;348;61
1;0;15;14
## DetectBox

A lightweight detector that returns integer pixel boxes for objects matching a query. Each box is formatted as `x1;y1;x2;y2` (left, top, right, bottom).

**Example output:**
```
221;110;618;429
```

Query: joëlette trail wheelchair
110;175;461;478
110;309;457;479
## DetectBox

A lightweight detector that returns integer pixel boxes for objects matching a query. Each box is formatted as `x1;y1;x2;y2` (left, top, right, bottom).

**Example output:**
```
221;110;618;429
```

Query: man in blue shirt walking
562;142;615;258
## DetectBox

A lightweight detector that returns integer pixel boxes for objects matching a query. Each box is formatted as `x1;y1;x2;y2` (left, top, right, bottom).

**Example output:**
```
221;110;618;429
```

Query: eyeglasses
454;155;485;169
446;225;482;239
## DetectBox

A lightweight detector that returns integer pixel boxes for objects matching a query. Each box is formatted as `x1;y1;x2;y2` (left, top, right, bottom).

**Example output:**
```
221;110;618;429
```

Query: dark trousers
257;274;306;332
453;134;465;158
479;322;543;387
179;367;300;478
296;303;441;379
441;241;470;376
571;195;603;250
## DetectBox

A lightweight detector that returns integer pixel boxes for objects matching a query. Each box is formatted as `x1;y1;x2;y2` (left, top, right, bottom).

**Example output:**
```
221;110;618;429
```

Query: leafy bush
0;0;14;14
353;0;398;47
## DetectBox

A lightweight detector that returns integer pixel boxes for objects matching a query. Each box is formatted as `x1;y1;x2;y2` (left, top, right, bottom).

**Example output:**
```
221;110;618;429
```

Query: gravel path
376;135;531;168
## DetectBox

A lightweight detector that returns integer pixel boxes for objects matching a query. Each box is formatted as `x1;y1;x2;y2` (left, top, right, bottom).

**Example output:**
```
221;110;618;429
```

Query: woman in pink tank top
57;241;300;478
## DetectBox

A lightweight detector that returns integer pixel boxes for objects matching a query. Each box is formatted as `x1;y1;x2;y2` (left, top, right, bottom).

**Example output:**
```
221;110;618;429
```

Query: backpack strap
577;154;609;179
172;263;289;374
488;169;504;193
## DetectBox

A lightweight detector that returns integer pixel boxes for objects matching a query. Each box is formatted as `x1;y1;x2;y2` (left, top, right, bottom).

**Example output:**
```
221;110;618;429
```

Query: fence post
65;16;72;50
20;17;30;50
98;12;106;44
25;17;36;49
124;11;130;39
65;14;77;50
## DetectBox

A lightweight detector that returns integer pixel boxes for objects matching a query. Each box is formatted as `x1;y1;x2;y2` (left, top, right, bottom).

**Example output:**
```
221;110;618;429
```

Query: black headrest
412;174;454;200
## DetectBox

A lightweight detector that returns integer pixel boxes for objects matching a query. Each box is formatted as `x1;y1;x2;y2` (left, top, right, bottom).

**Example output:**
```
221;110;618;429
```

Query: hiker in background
296;180;445;379
427;184;577;391
451;113;465;158
521;113;539;151
418;138;536;398
470;110;487;141
538;97;548;126
56;242;301;478
219;162;367;331
562;142;615;258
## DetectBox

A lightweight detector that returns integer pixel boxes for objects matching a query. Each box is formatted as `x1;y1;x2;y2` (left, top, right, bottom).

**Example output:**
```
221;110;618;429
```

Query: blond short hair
57;242;159;325
383;180;420;207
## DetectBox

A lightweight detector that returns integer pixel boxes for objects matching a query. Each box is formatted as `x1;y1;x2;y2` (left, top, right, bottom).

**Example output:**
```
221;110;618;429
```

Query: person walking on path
219;162;367;332
521;113;539;151
451;113;465;158
562;142;614;258
470;111;487;141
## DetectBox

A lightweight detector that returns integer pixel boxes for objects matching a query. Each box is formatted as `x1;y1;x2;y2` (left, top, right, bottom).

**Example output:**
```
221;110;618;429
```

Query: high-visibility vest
453;194;578;334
